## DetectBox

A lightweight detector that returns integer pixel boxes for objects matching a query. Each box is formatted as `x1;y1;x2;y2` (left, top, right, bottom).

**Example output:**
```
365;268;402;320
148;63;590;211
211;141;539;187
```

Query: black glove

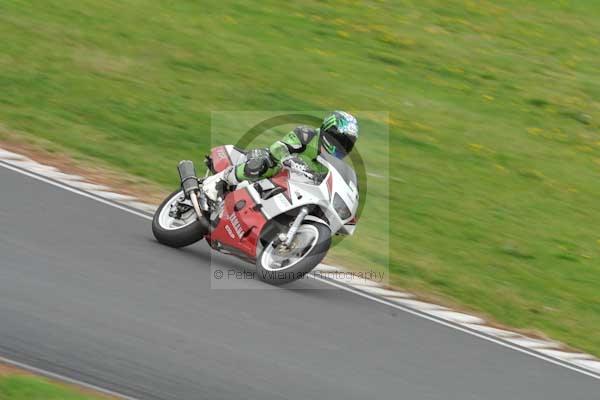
243;148;275;179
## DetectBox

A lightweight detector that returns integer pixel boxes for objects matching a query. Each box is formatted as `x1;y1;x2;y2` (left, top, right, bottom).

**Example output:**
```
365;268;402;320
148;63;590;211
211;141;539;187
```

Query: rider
203;111;359;201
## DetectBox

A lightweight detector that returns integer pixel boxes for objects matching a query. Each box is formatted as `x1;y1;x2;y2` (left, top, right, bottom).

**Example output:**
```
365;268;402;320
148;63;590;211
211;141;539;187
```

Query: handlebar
282;158;318;182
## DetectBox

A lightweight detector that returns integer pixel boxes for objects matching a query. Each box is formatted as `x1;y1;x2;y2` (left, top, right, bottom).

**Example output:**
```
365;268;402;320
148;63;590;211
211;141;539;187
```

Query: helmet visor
321;131;355;159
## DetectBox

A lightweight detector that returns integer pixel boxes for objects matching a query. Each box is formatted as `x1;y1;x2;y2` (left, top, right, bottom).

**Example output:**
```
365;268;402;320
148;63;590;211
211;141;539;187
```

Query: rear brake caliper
169;198;192;219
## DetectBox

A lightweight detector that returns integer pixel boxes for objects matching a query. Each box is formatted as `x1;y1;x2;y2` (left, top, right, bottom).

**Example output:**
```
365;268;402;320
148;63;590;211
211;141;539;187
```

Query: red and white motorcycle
152;145;359;284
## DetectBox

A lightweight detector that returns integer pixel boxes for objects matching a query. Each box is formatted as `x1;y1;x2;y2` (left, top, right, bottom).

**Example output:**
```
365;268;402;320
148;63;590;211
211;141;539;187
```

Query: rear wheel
152;190;208;248
256;221;331;284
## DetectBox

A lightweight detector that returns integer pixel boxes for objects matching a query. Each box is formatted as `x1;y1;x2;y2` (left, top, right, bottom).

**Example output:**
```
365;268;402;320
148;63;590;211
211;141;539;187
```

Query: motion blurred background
1;0;599;356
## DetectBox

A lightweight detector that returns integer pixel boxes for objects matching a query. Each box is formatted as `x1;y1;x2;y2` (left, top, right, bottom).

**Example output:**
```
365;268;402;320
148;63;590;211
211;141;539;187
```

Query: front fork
277;207;309;248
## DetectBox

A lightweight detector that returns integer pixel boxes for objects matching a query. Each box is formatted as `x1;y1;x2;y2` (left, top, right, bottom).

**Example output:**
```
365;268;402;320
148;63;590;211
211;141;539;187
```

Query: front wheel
152;189;209;248
256;221;331;284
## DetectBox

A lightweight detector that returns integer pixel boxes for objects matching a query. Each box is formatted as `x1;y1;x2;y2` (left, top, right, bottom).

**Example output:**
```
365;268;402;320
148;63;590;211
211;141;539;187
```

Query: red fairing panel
208;188;267;259
269;169;292;202
326;173;333;198
210;146;233;173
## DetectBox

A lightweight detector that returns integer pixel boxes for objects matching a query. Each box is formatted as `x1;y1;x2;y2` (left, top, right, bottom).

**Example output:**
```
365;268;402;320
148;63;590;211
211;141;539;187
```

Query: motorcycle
152;145;359;284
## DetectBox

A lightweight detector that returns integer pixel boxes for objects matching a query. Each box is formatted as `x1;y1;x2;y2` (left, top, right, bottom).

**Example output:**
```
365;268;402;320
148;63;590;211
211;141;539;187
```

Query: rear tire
152;190;208;248
256;221;331;285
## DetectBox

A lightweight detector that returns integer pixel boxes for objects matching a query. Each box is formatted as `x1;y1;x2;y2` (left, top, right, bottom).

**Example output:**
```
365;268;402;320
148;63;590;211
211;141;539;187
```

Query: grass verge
0;363;112;400
0;376;110;400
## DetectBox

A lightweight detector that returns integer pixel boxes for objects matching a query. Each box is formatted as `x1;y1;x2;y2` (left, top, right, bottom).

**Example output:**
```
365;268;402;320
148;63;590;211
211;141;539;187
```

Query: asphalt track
0;164;598;400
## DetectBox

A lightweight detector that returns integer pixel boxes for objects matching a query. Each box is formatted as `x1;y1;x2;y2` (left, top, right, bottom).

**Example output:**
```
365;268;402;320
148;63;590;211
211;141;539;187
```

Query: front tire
256;221;331;284
152;190;208;248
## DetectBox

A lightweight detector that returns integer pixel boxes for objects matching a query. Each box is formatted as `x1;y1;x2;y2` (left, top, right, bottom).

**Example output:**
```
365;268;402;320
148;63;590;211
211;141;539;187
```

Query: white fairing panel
247;156;358;236
321;157;359;234
223;145;247;165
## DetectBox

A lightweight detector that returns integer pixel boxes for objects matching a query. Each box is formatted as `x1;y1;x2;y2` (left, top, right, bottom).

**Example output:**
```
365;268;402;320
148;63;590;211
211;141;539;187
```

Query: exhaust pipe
178;160;199;196
177;160;203;219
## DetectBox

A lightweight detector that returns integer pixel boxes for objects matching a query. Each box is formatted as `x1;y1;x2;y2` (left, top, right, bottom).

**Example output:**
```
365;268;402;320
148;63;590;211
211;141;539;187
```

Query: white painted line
336;277;381;287
572;359;600;374
384;298;448;311
9;159;50;169
1;158;85;181
0;356;138;400
15;163;59;173
34;170;85;181
506;337;561;350
89;190;136;202
314;264;345;273
123;201;157;214
426;310;485;325
461;324;520;338
537;349;597;361
65;181;111;192
0;150;28;160
1;153;599;381
358;286;414;298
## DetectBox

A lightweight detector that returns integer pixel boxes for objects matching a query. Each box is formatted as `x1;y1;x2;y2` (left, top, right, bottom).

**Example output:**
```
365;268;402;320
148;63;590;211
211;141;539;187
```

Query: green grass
1;0;600;355
0;375;104;400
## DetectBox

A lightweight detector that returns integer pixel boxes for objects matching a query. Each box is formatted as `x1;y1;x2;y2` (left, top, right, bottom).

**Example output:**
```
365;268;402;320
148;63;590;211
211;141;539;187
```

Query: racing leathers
203;126;327;201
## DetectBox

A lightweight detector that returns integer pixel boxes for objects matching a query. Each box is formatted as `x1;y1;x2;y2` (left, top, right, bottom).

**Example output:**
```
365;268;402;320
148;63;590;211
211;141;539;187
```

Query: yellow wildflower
526;127;543;135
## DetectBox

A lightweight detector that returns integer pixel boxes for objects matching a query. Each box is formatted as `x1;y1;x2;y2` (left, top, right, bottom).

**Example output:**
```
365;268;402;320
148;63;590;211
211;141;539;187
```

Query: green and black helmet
320;111;359;159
